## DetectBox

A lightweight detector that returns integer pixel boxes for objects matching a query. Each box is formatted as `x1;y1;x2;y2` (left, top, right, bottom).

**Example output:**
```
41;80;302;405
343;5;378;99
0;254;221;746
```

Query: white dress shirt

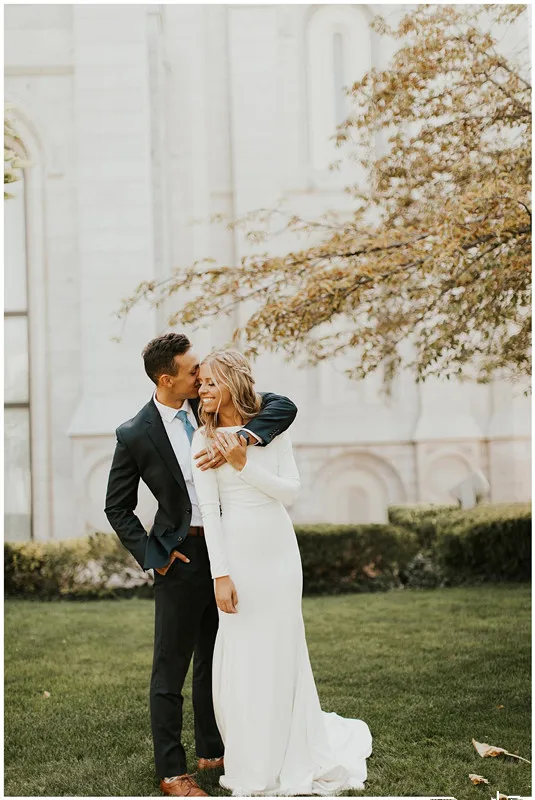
152;392;203;526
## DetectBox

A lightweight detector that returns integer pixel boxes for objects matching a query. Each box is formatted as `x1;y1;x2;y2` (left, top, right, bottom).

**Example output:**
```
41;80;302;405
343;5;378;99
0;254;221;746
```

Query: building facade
4;4;531;542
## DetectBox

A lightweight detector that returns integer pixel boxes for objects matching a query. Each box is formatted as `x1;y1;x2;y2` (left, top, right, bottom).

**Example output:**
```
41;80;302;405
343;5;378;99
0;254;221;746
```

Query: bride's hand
193;447;227;471
215;575;238;614
215;432;247;471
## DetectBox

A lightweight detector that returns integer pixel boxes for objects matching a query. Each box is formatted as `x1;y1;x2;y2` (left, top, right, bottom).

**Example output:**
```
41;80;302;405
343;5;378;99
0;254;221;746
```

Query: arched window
4;107;50;541
306;5;372;181
4;172;32;540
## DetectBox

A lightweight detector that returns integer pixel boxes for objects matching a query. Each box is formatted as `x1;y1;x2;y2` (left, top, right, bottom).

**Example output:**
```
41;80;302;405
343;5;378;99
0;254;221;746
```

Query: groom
104;333;297;796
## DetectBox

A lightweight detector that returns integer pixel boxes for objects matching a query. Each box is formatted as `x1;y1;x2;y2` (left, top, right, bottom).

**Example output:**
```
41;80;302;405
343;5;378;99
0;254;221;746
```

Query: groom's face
160;348;201;400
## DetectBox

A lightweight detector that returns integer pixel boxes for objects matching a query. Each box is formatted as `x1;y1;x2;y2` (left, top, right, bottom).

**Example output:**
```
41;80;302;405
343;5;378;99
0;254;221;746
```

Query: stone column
162;5;236;355
68;6;157;536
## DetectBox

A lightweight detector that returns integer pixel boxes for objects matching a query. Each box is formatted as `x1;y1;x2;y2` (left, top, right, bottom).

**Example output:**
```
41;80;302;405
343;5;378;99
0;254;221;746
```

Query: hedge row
296;524;418;594
388;504;456;550
390;501;532;584
4;524;417;599
434;503;531;582
4;533;152;600
4;503;531;599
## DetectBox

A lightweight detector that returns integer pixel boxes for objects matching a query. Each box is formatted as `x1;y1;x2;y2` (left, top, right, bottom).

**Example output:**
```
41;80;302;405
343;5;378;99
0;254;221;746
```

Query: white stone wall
4;4;531;541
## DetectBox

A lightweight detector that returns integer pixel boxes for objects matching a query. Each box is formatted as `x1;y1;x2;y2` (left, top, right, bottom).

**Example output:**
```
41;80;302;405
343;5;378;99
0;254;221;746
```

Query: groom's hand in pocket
215;575;238;614
154;549;191;576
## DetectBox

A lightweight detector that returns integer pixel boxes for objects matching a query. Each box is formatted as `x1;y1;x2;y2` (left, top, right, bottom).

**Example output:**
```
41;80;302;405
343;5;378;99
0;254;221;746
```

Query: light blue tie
175;409;196;445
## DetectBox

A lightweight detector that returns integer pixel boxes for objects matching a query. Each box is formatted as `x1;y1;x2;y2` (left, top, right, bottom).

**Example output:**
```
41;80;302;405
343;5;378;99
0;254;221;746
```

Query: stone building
4;4;531;542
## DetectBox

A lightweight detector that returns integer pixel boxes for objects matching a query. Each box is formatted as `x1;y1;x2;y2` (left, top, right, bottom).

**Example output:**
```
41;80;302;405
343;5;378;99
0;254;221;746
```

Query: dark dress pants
150;538;224;779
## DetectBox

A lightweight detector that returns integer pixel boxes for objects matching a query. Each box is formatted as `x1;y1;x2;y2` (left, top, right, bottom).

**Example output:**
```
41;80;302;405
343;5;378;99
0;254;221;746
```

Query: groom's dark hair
142;332;192;384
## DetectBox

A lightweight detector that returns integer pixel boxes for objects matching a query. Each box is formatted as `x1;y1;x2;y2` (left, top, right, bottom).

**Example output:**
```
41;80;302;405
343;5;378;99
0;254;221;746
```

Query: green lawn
4;585;531;799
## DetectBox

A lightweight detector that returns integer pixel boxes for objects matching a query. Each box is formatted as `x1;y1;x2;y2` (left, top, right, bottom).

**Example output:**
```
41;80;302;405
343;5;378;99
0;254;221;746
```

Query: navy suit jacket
104;392;297;571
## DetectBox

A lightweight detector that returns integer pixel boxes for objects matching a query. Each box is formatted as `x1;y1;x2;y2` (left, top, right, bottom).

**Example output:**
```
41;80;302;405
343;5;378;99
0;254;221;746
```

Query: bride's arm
190;429;231;580
237;430;301;505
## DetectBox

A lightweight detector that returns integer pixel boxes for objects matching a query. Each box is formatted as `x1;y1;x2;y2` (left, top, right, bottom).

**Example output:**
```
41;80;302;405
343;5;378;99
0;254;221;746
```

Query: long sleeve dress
191;426;372;796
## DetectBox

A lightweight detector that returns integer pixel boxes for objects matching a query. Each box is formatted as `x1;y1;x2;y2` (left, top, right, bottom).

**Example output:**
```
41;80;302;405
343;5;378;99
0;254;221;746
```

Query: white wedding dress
191;427;372;797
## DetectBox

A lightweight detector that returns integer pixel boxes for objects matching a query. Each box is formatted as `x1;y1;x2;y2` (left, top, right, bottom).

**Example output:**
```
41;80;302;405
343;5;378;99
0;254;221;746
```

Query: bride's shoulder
271;429;292;447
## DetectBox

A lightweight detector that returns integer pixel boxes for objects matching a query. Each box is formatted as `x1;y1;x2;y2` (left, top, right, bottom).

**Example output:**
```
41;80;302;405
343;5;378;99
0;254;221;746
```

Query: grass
4;584;531;798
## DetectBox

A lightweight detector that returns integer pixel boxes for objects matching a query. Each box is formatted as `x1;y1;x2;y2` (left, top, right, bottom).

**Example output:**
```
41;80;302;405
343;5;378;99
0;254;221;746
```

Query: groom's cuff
240;427;262;445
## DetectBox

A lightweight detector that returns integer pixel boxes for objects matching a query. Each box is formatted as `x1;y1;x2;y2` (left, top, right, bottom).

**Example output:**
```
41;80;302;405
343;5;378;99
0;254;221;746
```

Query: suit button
186;508;191;513
177;536;183;543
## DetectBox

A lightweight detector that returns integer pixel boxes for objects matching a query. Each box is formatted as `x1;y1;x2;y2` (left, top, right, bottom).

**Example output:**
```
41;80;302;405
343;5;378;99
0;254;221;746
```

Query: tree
119;4;531;395
4;107;26;199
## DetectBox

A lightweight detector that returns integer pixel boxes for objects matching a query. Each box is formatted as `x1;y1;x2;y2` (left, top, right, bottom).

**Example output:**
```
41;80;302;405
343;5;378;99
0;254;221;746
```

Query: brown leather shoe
160;775;208;797
197;756;224;770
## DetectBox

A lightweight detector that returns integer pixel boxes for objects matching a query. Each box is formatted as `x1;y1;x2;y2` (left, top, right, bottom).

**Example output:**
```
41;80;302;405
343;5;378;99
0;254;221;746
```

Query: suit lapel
144;399;188;495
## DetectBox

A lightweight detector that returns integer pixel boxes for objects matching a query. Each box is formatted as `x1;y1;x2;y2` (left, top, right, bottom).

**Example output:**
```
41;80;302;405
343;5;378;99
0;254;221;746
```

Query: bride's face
198;363;232;413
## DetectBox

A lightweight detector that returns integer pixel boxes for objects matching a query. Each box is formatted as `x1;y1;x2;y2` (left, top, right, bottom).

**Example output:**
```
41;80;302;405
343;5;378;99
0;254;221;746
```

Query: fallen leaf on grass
496;705;504;709
472;738;531;764
42;691;50;699
469;774;489;784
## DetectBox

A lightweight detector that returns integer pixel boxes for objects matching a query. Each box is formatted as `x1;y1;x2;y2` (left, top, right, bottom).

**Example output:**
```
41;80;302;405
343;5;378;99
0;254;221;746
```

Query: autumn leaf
469;774;489;784
42;691;50;699
472;738;531;764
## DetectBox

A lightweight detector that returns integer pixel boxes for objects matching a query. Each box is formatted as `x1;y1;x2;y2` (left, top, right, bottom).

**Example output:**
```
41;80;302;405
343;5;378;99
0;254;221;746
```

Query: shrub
5;505;530;599
4;533;152;600
388;504;457;550
294;523;419;595
5;525;418;599
402;552;449;589
433;502;531;583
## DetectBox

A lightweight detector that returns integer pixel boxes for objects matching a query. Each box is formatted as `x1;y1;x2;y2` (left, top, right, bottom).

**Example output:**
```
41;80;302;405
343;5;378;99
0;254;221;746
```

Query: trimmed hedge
4;533;152;600
4;524;418;599
4;504;530;599
295;523;419;595
391;502;531;586
433;503;532;583
388;504;457;550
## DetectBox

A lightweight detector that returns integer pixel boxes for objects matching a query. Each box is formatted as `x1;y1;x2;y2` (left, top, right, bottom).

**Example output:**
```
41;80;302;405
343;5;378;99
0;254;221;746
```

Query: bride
191;350;372;797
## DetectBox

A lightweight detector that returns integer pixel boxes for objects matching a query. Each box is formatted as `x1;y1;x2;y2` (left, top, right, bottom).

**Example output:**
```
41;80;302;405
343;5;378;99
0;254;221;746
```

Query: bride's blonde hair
199;349;262;444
